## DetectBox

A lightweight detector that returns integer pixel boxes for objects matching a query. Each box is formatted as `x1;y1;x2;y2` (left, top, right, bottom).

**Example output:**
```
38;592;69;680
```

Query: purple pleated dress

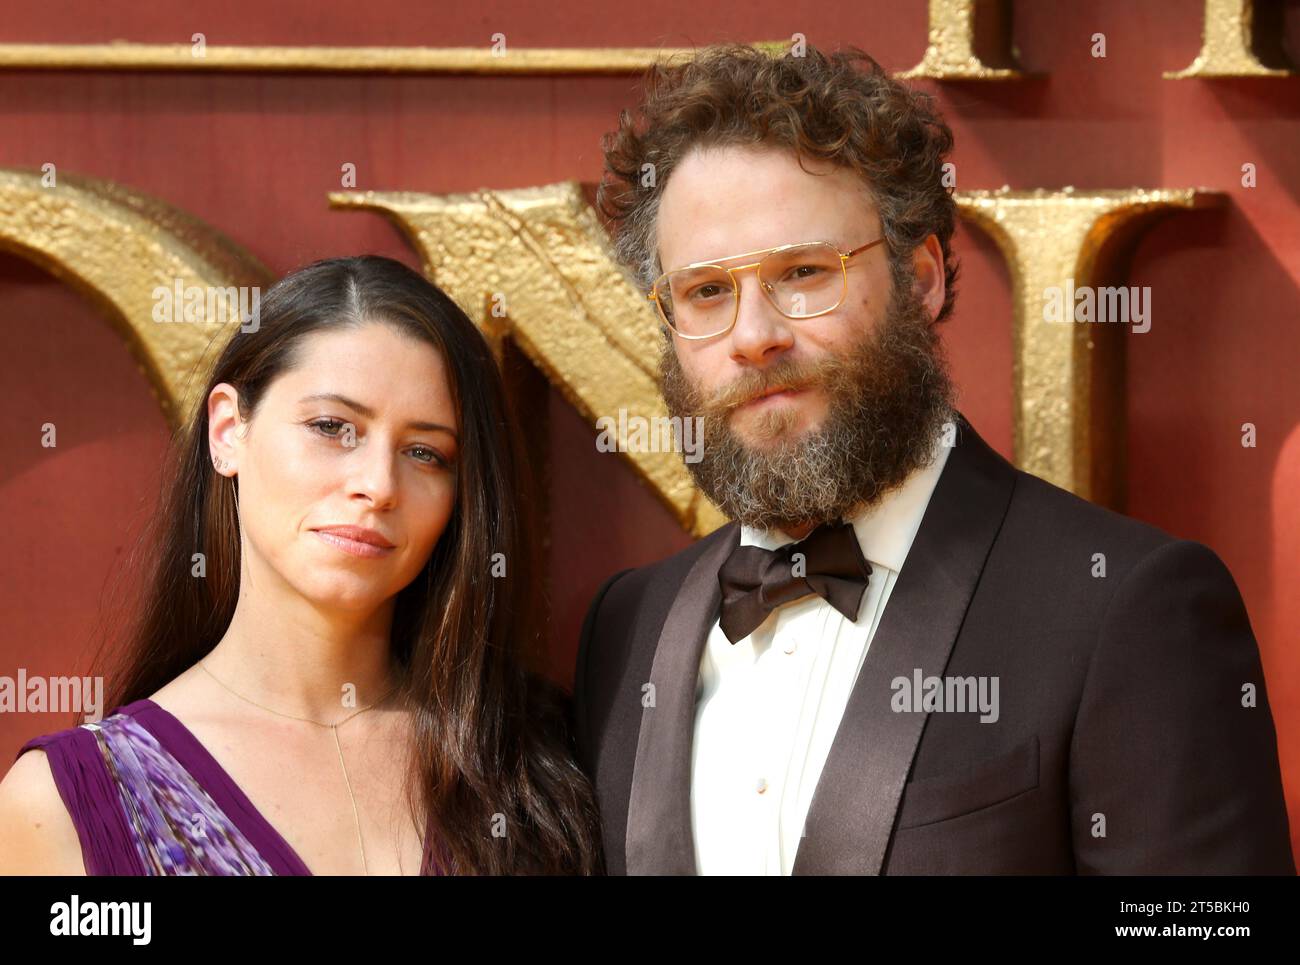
16;699;440;875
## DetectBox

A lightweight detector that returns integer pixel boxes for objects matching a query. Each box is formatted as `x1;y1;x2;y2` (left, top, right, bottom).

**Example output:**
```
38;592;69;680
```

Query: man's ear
911;233;946;322
207;383;247;477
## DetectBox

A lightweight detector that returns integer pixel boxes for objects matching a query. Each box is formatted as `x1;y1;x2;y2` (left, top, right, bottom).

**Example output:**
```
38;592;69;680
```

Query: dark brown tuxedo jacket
572;415;1294;874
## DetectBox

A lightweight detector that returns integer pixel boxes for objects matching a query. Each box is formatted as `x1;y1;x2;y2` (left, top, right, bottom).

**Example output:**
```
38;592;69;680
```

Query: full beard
658;274;955;533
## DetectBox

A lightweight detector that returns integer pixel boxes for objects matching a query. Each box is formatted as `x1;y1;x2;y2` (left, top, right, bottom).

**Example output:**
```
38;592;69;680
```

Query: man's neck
778;520;818;541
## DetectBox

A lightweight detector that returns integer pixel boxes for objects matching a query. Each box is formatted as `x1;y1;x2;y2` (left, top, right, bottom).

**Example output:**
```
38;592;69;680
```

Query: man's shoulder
992;462;1248;608
946;414;1178;562
575;522;738;720
1004;463;1176;557
592;520;738;614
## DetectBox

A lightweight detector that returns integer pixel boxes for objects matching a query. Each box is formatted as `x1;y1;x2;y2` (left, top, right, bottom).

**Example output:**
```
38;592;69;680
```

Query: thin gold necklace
198;660;402;876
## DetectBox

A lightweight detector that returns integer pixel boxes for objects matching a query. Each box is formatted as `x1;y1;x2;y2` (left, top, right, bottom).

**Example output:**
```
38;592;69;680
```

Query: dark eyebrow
298;393;458;440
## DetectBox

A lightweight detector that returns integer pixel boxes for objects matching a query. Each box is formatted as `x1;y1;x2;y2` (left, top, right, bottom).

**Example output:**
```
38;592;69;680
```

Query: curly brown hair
597;42;961;324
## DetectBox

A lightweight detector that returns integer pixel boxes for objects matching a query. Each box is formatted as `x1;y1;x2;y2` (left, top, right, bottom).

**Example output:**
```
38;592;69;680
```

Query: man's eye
689;284;726;301
786;265;824;281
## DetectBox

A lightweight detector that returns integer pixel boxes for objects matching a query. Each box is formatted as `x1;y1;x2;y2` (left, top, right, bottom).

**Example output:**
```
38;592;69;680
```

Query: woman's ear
207;383;247;477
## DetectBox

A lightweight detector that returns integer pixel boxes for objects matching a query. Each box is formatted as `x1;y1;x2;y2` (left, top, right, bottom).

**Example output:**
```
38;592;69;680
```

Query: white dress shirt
690;437;951;875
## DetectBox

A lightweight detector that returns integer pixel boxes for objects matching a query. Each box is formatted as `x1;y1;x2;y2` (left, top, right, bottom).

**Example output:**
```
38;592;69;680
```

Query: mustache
691;353;845;415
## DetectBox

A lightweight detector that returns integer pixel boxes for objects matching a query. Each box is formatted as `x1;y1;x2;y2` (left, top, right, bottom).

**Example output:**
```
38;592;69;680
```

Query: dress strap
18;707;280;875
19;725;147;875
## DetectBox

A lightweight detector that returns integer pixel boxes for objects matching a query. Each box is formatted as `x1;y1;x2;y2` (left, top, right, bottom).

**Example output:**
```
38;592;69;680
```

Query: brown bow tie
717;520;873;644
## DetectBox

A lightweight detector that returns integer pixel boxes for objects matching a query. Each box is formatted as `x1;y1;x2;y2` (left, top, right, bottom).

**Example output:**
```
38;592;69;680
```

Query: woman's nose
349;439;399;508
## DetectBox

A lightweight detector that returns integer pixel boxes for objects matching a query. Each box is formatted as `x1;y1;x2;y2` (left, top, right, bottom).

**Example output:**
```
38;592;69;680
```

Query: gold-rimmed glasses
647;237;886;339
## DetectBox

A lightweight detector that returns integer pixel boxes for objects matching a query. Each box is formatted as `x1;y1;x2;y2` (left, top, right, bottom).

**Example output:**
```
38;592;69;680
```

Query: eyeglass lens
655;242;846;336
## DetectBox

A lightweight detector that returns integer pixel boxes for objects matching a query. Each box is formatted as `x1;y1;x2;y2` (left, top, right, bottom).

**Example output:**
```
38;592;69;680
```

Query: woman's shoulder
0;703;154;875
0;745;86;874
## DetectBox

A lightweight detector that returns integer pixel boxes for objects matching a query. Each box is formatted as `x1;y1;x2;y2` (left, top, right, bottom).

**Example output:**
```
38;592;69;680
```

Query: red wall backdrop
1;1;1297;862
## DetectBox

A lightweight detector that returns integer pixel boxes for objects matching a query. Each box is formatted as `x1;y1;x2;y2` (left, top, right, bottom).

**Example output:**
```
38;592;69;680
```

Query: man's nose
727;270;794;363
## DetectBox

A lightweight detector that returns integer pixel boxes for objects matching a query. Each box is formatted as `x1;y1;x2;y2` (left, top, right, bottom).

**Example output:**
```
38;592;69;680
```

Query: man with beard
572;43;1293;874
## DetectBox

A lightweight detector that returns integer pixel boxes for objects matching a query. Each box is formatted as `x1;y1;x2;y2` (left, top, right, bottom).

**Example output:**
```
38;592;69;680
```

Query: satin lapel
624;522;740;875
792;417;1016;874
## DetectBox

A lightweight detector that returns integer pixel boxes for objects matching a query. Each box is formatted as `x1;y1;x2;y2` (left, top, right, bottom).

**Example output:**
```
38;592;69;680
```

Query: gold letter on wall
1167;0;1296;78
958;187;1220;508
900;0;1027;80
0;168;272;427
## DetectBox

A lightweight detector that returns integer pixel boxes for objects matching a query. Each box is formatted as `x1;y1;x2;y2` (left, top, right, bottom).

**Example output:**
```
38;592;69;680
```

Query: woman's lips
311;529;396;559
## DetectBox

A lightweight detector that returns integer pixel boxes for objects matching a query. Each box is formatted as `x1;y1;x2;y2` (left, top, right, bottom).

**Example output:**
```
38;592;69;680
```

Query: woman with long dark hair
0;255;602;875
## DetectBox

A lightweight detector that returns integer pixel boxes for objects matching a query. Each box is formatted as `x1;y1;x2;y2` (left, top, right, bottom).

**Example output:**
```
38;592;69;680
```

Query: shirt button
756;777;768;794
784;641;796;654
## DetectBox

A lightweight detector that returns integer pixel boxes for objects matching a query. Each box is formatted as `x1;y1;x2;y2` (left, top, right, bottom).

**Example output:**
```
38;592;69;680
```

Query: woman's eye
409;446;449;469
308;418;348;438
307;419;448;468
